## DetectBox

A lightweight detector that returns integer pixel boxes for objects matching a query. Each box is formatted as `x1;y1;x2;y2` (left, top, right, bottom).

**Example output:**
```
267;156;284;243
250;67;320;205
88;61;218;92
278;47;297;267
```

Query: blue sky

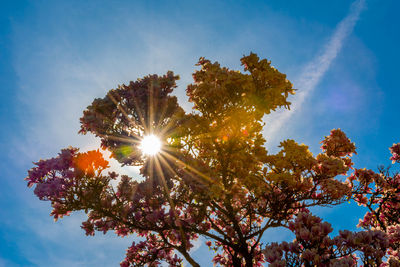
1;0;399;265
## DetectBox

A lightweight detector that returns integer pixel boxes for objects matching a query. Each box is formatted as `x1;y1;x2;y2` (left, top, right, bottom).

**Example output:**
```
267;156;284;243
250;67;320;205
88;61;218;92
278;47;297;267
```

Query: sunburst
98;82;217;190
139;134;161;156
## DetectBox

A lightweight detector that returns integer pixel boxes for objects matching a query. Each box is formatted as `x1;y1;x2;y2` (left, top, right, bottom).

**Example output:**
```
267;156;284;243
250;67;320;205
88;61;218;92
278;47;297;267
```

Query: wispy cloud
264;0;366;143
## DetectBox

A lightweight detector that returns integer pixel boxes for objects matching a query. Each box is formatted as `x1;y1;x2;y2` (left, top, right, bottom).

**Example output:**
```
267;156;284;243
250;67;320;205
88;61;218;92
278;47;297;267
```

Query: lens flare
140;135;161;156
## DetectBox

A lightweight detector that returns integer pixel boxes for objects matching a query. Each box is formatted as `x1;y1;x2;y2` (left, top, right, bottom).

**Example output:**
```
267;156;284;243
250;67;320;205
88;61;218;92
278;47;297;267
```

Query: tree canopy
26;53;400;266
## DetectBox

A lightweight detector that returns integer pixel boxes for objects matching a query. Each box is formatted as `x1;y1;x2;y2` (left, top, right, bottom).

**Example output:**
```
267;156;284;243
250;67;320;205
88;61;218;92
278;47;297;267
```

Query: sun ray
148;81;155;134
153;99;177;137
153;156;190;250
157;118;178;137
107;91;143;132
156;153;219;196
126;90;148;134
157;153;195;183
159;150;221;188
96;132;141;145
146;154;155;196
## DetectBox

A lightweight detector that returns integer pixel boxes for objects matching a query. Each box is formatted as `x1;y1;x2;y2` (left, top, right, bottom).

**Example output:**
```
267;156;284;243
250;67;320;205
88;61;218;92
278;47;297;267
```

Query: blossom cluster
264;212;390;266
26;147;78;200
348;142;400;265
120;235;182;267
390;143;400;163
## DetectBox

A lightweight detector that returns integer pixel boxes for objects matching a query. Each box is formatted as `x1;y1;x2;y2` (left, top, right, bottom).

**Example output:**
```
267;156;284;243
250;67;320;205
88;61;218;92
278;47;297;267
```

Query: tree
26;53;400;266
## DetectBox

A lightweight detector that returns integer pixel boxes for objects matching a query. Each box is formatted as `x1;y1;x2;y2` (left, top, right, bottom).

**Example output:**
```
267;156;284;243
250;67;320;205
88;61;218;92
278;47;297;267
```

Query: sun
140;134;161;156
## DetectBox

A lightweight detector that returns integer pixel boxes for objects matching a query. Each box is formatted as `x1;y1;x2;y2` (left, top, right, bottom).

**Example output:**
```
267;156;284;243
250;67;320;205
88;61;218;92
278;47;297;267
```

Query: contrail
264;0;365;143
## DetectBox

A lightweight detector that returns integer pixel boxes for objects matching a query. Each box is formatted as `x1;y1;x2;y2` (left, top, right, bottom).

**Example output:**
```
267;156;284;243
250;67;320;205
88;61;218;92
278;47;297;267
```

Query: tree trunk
245;254;253;267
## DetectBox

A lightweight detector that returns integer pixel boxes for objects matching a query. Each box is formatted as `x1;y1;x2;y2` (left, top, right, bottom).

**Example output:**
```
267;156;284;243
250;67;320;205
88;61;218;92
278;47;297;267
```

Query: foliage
26;53;400;266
